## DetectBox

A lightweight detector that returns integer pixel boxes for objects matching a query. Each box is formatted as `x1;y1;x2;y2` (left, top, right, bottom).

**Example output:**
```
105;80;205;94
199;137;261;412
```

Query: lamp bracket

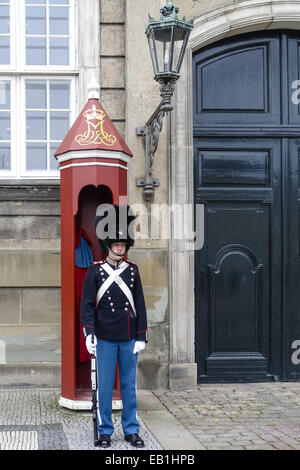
136;178;160;187
136;78;176;201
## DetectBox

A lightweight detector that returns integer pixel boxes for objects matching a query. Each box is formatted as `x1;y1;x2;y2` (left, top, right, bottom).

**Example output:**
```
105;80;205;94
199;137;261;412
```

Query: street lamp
136;1;194;201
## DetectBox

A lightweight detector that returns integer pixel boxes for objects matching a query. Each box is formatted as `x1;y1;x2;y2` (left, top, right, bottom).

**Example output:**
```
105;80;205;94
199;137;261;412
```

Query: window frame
0;0;78;180
20;75;77;178
0;0;77;72
21;0;76;72
0;76;16;176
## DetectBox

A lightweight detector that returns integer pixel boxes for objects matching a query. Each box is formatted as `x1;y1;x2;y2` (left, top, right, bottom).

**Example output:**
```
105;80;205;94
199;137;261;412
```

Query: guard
80;204;148;448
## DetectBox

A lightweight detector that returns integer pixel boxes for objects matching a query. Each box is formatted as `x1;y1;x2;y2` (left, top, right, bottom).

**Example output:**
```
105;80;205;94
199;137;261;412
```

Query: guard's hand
86;334;97;355
133;341;145;354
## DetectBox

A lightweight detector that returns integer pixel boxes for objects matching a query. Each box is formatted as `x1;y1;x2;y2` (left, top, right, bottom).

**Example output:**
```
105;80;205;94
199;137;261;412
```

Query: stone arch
189;0;300;52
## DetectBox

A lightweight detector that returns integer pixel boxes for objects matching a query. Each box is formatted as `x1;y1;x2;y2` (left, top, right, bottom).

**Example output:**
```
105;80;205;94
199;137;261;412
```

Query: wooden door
193;31;300;382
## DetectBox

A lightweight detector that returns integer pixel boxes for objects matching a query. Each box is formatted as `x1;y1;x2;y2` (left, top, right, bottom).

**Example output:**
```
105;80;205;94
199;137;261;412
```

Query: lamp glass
147;22;191;80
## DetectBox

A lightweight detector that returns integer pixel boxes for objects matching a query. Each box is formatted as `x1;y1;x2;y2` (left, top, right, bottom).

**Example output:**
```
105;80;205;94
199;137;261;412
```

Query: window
0;0;77;178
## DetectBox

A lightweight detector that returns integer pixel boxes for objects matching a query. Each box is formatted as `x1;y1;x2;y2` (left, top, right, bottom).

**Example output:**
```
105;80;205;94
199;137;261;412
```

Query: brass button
130;284;133;288
112;309;115;312
110;302;113;306
126;302;129;305
108;296;111;300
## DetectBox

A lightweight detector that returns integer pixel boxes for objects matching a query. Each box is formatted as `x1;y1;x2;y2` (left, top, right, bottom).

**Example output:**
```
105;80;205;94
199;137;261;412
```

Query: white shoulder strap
96;262;136;316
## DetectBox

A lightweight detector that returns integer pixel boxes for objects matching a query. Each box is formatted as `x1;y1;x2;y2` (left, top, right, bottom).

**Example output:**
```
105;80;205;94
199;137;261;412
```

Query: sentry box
54;86;133;410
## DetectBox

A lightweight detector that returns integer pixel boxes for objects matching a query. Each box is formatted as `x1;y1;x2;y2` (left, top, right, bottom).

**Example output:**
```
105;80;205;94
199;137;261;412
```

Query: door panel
288;34;300;125
194;137;281;382
194;31;300;382
283;139;300;379
193;34;280;126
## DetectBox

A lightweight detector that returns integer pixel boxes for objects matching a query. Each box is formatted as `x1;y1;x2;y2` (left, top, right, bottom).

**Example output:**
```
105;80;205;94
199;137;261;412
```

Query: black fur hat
94;203;136;254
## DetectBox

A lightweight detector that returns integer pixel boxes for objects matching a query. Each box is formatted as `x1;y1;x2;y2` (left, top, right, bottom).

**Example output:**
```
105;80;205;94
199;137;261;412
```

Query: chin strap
107;246;129;264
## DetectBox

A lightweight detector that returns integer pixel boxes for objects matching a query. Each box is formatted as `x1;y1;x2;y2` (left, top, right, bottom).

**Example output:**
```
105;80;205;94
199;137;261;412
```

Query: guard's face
109;242;127;258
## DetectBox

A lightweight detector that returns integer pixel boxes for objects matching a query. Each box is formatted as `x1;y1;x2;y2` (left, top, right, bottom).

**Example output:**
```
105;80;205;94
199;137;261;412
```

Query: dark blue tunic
80;259;148;342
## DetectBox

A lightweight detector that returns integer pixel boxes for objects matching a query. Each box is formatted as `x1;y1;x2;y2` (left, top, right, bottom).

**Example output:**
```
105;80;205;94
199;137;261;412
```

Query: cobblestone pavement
153;382;300;450
1;383;300;450
0;388;162;450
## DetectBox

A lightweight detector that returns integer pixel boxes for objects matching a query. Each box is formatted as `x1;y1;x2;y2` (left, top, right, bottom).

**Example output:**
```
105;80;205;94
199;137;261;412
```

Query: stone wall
0;185;61;384
99;0;126;138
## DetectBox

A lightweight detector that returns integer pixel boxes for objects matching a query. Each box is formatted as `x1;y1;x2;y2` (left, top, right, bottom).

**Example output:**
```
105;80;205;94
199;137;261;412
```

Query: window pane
0;36;10;64
0;111;10;139
49;0;69;4
25;0;46;4
26;111;46;139
49;37;68;65
26;81;46;109
26;37;46;65
50;143;59;169
50;7;69;35
50;111;69;139
0;143;10;170
26;6;46;35
26;143;47;170
0;5;10;34
50;81;69;109
0;80;10;110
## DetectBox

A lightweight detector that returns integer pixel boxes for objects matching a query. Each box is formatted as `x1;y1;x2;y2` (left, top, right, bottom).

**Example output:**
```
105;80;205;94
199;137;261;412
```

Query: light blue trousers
96;338;139;436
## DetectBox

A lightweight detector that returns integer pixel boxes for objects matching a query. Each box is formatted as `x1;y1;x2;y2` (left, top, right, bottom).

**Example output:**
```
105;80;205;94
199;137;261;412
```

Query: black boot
125;434;145;448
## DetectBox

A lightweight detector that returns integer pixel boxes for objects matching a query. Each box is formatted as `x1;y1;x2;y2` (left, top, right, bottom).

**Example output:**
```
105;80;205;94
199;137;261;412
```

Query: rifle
90;334;98;447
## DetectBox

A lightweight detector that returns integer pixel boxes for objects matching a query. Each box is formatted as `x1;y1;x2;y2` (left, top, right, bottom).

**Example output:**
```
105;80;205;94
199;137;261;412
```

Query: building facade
1;0;300;389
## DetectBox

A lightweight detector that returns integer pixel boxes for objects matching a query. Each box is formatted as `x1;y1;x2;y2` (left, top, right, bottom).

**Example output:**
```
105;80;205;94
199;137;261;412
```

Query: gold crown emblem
75;103;117;147
83;104;105;121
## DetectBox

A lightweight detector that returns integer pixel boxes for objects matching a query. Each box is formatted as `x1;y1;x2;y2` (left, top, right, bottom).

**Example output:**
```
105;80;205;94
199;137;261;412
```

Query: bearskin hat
94;203;136;254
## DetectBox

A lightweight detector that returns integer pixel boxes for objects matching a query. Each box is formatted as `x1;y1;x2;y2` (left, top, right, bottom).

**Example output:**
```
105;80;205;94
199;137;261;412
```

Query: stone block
0;288;20;324
113;121;125;139
0;363;61;387
144;286;168;324
0;251;61;287
21;288;61;324
100;0;125;23
0;325;61;363
138;362;169;389
0;216;60;240
129;249;168;286
169;363;198;390
100;25;125;56
100;58;125;88
100;90;126;120
141;323;169;362
0;200;61;216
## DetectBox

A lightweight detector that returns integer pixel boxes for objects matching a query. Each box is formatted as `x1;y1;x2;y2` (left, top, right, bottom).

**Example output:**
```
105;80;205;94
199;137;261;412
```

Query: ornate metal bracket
136;79;176;201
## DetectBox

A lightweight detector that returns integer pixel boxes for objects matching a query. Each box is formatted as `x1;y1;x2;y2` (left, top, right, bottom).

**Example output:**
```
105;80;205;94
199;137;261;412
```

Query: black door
193;31;300;382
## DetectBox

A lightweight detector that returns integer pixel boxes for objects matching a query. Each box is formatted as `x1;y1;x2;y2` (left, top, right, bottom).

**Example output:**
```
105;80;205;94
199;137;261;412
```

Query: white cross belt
96;261;136;316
